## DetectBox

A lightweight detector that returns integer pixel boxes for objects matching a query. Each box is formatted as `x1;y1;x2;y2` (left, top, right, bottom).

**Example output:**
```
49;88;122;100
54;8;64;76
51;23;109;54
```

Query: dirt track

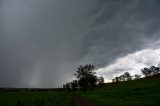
70;95;100;106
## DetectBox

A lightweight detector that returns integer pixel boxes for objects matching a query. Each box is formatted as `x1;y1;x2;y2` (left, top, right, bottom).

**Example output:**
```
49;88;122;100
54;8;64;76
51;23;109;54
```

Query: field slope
81;74;160;106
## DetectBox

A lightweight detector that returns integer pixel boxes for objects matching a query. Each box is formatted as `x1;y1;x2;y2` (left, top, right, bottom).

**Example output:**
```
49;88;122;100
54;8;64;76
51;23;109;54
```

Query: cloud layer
0;0;160;87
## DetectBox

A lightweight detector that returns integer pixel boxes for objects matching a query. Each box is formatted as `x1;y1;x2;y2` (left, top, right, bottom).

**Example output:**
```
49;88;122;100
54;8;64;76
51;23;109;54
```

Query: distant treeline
112;64;160;82
0;88;64;92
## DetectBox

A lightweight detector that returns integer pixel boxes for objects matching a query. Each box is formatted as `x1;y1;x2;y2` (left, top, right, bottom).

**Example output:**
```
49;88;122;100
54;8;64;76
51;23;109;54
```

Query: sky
0;0;160;88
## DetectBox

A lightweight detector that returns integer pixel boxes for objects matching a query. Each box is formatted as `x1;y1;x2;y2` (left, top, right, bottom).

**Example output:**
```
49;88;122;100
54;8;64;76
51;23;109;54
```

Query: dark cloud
0;0;160;87
81;0;160;67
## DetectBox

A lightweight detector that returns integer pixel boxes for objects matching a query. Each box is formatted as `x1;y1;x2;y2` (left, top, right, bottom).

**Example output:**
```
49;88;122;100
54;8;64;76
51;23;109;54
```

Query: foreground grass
81;75;160;106
0;91;72;106
0;75;159;106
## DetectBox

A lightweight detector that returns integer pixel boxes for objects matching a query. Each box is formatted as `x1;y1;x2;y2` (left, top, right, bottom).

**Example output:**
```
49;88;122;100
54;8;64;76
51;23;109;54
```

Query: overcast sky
0;0;160;88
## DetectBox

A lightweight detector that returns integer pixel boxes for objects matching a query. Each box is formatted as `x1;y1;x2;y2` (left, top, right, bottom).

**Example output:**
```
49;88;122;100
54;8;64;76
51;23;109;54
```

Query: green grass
1;75;160;106
81;75;160;106
0;91;72;106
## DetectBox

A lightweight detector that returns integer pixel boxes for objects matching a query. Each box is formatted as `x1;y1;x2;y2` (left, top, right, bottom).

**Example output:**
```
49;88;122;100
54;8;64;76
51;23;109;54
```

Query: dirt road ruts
70;95;100;106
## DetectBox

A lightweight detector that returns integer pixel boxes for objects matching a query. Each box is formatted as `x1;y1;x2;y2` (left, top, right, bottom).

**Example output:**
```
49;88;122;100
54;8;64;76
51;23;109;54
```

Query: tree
112;79;116;82
115;77;120;82
150;66;160;75
74;64;97;93
119;75;125;81
155;66;160;74
66;82;71;90
71;80;78;91
97;76;104;85
134;74;141;79
141;68;151;77
63;84;67;90
142;65;160;77
88;75;97;89
123;72;132;81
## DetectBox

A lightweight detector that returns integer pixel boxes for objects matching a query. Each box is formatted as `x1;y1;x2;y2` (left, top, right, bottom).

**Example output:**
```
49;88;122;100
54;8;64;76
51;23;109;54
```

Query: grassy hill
81;74;160;106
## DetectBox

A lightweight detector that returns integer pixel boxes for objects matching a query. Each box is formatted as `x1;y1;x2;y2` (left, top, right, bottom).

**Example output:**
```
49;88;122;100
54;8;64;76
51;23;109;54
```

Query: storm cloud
0;0;160;87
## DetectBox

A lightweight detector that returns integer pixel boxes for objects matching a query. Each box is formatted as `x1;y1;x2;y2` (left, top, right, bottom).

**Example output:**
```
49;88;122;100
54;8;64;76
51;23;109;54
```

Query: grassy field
0;91;72;106
0;75;159;106
81;74;160;106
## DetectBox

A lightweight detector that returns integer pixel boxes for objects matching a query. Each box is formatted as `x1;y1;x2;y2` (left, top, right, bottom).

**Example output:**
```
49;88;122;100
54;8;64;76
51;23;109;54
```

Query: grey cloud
0;0;94;87
80;0;160;67
0;0;160;87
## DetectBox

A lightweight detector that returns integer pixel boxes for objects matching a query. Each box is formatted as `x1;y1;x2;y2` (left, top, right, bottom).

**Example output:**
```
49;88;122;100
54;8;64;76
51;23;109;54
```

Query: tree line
141;65;160;77
112;72;141;82
63;64;104;93
112;64;160;82
63;64;160;92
